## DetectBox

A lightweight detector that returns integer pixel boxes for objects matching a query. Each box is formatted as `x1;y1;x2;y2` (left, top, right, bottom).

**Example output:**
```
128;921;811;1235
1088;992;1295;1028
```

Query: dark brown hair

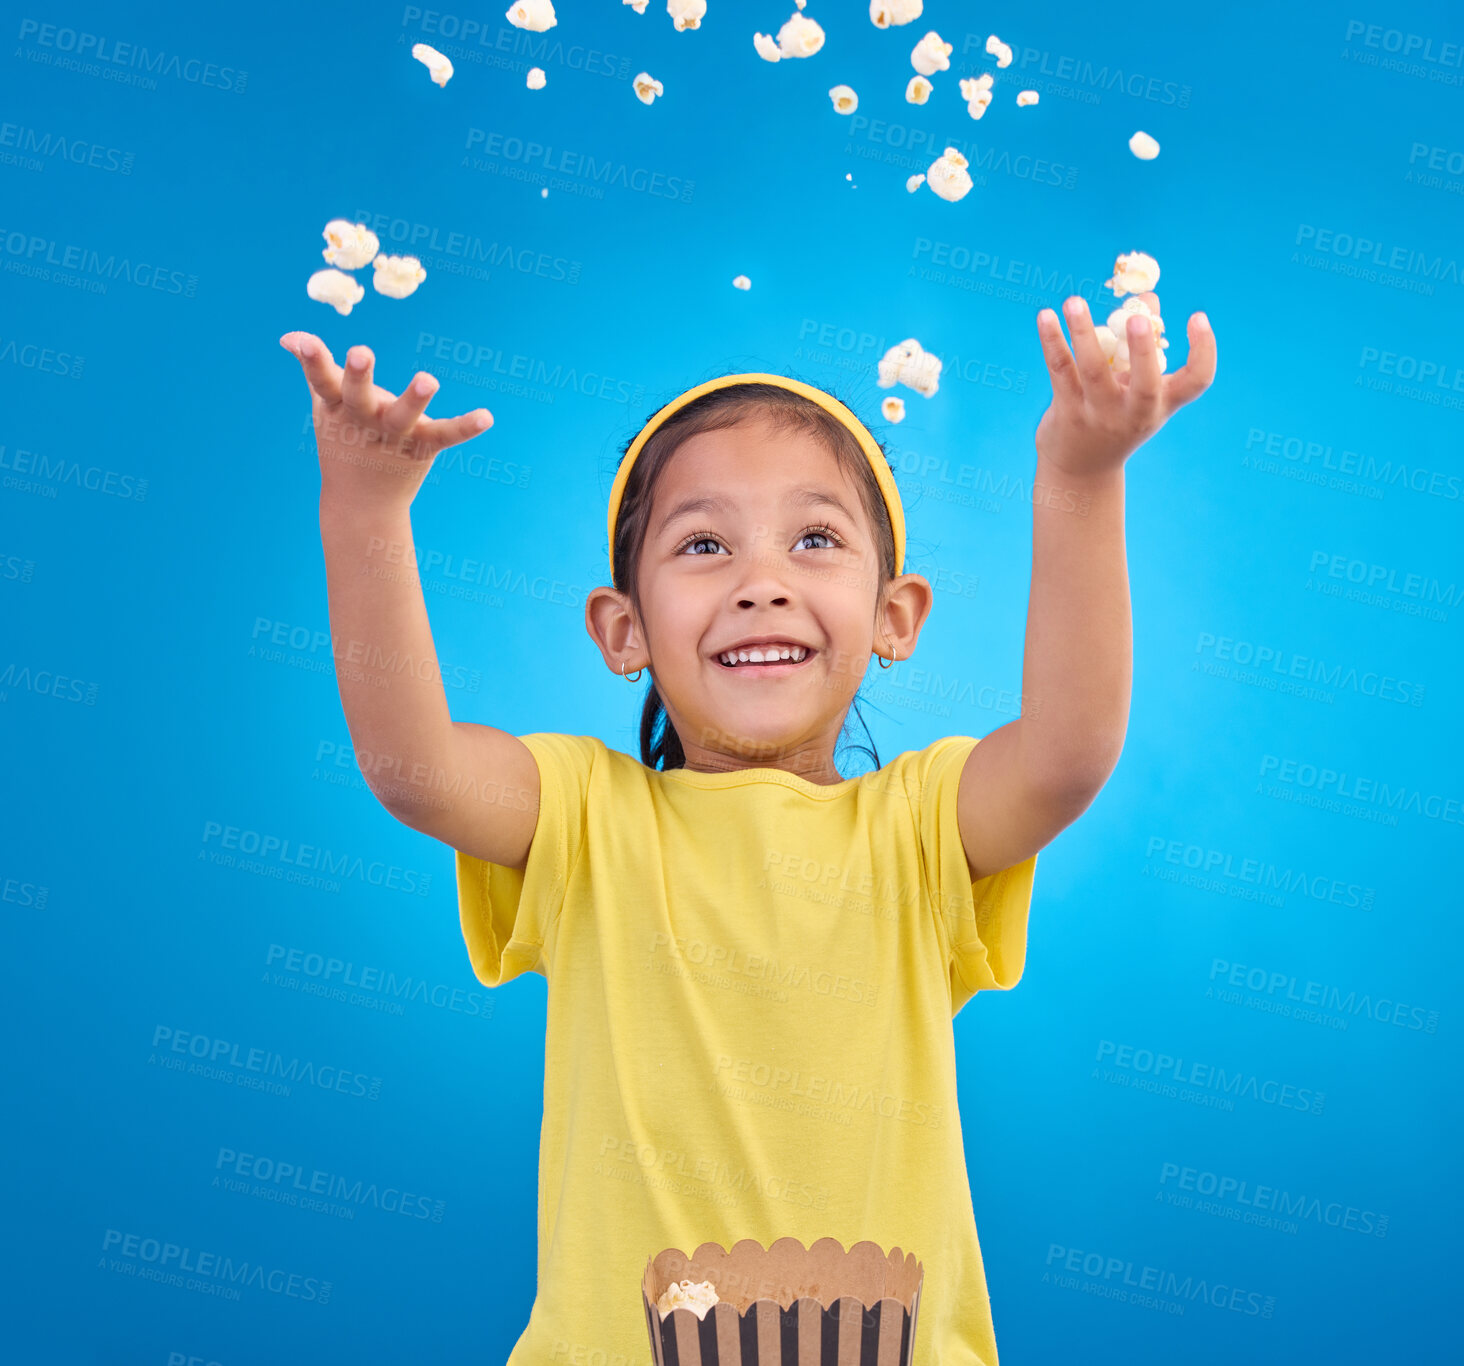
609;380;899;774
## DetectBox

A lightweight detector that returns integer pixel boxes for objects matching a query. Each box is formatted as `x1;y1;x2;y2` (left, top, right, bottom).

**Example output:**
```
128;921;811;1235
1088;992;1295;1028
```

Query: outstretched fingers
340;345;377;413
1036;309;1083;405
381;372;440;441
1163;313;1218;411
1064;298;1121;402
281;332;343;405
424;407;495;451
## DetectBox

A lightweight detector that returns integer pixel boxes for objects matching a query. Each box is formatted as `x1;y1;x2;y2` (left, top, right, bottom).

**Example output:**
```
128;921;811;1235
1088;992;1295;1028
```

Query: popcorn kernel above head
321;220;380;271
372;254;427;300
411;43;453;87
307;269;365;317
633;72;665;104
905;74;932;104
1016;89;1039;106
1129;130;1160;160
732;275;751;290
986;34;1013;67
777;12;826;57
1105;250;1161;296
881;396;906;422
668;0;705;31
905;172;925;192
506;0;556;31
878;338;942;397
753;31;782;62
526;66;546;89
910;30;952;75
926;146;972;201
829;84;858;114
870;0;922;26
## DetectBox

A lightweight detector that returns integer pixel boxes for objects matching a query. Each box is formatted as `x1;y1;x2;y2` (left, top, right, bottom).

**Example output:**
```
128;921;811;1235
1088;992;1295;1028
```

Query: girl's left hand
1034;295;1218;479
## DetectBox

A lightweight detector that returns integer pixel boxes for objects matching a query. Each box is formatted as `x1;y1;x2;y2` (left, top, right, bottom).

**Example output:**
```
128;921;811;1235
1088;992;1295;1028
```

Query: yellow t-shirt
455;732;1038;1366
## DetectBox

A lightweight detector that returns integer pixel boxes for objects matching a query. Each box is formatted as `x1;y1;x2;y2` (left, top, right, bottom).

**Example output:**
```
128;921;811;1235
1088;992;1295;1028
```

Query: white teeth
719;646;808;666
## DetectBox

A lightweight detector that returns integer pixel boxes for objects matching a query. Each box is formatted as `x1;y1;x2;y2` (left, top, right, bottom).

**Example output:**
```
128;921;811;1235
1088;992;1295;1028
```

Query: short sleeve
917;735;1039;1016
453;732;599;988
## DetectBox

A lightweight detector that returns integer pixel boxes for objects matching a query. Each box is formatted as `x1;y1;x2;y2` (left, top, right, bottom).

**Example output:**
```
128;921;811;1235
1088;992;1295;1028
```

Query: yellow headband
606;372;906;582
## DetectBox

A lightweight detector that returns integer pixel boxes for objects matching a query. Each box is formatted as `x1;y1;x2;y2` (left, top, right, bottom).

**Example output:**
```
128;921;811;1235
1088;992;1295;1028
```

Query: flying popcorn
795;0;805;8
870;0;922;26
1016;89;1038;106
777;12;826;57
878;339;942;397
881;396;906;422
527;67;546;89
307;269;365;317
732;275;751;290
541;187;549;197
1105;250;1161;296
1129;130;1160;160
633;72;664;103
321;220;380;271
986;34;1012;67
926;146;972;201
829;84;858;114
905;172;925;192
411;43;453;88
624;0;648;11
905;75;932;103
668;0;705;31
372;254;427;300
506;0;555;32
960;72;993;117
753;31;782;62
910;31;952;75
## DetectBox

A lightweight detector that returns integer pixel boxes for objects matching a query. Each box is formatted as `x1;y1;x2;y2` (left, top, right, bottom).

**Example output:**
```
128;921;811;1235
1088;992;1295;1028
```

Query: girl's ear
585;586;643;671
880;573;935;660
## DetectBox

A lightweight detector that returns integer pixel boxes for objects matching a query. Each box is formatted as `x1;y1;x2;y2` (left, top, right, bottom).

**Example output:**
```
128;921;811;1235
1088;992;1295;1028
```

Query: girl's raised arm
281;332;539;871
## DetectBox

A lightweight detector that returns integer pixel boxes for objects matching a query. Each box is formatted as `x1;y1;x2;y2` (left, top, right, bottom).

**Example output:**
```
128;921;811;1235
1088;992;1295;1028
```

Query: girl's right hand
280;331;494;513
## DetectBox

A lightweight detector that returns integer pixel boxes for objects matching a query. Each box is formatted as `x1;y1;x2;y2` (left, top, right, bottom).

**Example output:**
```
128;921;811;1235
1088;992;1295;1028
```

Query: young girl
280;298;1216;1366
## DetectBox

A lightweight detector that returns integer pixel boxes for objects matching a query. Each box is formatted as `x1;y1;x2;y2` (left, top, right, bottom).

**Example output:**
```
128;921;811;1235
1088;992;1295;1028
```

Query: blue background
3;1;1459;1361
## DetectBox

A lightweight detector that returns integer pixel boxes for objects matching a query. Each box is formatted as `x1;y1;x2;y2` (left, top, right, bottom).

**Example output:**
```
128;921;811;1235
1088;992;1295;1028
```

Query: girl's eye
796;525;844;551
673;525;845;556
676;532;728;556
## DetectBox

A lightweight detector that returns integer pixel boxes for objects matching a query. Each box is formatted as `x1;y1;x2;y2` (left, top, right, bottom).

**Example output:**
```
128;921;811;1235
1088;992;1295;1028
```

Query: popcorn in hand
878;339;942;397
527;66;546;89
668;0;705;31
986;34;1012;67
829;84;858;114
732;275;751;290
905;74;932;103
321;220;380;271
870;0;922;26
925;146;972;201
307;269;365;317
506;0;555;31
372;254;427;300
777;12;826;57
633;72;664;103
881;396;906;422
753;31;782;62
1097;296;1168;375
1104;250;1161;296
1016;89;1038;106
656;1280;720;1321
1129;130;1160;160
905;172;925;192
411;43;453;87
910;31;952;75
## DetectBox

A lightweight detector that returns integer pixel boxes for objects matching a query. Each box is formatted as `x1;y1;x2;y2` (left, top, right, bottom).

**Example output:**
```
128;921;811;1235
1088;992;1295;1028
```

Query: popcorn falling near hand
411;43;453;87
1093;252;1168;375
910;31;952;75
925;146;972;200
732;275;751;290
526;66;546;89
881;396;906;422
1105;251;1160;296
506;0;556;31
878;339;942;397
870;0;922;27
667;0;705;31
372;254;427;300
1129;130;1160;159
307;269;365;317
829;84;858;114
905;75;932;103
322;220;379;270
633;72;664;103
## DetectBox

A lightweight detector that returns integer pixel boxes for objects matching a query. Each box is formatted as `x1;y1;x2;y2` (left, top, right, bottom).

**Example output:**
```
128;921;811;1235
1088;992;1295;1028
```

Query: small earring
877;646;898;670
621;660;644;682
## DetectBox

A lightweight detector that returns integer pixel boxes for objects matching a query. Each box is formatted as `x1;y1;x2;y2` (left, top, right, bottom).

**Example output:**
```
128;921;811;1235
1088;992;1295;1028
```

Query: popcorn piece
959;77;993;119
526;66;546;89
905;74;932;103
1102;297;1169;374
541;187;549;197
1104;250;1161;296
870;0;922;26
1016;89;1038;106
307;268;365;317
321;220;380;271
795;0;805;8
732;275;751;290
657;1280;720;1321
986;34;1012;67
372;254;427;300
506;0;556;31
881;396;906;422
905;172;925;192
877;339;942;397
1129;130;1160;160
633;72;664;104
777;12;826;57
753;31;782;62
925;146;972;201
829;84;858;114
411;43;453;88
624;0;648;11
910;30;952;75
668;0;705;31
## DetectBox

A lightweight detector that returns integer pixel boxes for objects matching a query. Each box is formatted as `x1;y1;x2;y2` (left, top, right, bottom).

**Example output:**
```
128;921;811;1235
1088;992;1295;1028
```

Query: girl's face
591;415;932;781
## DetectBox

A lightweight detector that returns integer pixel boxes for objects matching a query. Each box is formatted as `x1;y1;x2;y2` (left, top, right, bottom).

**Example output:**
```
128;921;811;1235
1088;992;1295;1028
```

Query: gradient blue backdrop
3;1;1459;1361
